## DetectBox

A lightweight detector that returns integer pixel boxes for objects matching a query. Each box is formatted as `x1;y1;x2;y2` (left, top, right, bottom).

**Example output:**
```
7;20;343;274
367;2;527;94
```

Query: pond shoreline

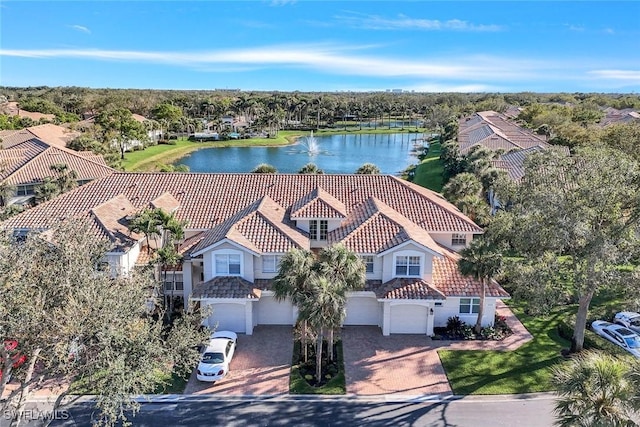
124;128;430;172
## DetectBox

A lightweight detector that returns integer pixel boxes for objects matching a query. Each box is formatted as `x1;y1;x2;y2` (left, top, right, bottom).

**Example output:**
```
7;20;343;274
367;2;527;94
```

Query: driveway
342;326;452;396
184;325;292;395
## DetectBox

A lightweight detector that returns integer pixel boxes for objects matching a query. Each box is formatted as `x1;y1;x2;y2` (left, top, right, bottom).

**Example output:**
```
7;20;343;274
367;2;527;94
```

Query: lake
175;133;428;174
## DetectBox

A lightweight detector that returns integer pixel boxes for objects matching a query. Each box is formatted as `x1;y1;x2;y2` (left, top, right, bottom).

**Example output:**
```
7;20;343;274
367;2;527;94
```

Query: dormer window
395;255;421;276
309;220;328;241
451;234;467;246
215;254;241;275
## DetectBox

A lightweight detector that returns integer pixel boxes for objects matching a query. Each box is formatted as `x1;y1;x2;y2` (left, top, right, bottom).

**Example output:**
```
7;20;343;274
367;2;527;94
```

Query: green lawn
412;142;444;192
439;290;628;395
121;135;296;171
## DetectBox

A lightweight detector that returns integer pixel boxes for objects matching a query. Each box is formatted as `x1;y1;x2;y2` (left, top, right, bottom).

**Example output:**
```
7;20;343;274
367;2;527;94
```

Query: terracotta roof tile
432;245;509;298
191;195;309;254
330;197;442;254
369;278;447;300
192;276;261;299
290;186;347;218
458;111;550;155
149;191;180;213
2;174;483;248
90;194;142;251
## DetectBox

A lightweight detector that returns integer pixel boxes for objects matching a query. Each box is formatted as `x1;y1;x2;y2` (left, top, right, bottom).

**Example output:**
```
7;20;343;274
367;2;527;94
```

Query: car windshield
630;318;640;327
624;336;640;349
201;352;225;364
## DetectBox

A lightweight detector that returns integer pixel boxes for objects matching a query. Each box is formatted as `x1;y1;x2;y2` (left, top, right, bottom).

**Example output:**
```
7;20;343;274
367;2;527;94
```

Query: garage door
207;303;246;333
344;296;380;325
390;304;428;334
257;295;294;325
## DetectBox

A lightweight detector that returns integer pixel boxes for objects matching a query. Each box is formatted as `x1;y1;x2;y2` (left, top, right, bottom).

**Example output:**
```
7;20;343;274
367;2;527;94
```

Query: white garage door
257;295;294;325
208;303;246;333
390;304;428;334
344;296;380;325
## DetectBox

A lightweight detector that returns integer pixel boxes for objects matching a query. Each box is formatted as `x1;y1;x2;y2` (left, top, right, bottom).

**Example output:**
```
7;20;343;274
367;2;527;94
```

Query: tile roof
0;124;79;149
90;194;143;251
368;278;446;300
191;195;309;255
2;173;483;252
458;111;550;155
1;125;113;188
432;245;509;298
0;103;55;122
192;276;261;299
290;186;347;219
330;197;443;254
149;192;180;213
491;145;571;183
2;144;115;186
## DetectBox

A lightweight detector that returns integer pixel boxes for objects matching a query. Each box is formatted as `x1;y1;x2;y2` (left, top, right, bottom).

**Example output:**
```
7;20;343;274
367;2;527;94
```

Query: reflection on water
175;133;428;175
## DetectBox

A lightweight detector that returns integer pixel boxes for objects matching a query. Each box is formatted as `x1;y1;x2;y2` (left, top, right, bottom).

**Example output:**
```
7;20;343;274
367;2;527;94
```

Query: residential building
0;124;115;205
458;111;550;155
1;173;509;336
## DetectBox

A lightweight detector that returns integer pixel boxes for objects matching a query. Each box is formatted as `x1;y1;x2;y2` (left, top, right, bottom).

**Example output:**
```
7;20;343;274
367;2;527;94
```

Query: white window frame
309;220;328;241
262;255;283;273
393;253;422;277
459;297;480;314
214;252;242;276
361;255;374;274
451;233;467;246
163;273;184;292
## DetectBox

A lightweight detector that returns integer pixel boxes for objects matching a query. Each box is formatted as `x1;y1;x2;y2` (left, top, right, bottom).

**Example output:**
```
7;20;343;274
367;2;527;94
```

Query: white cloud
270;0;296;6
589;69;640;82
70;25;91;34
335;12;503;32
0;44;613;89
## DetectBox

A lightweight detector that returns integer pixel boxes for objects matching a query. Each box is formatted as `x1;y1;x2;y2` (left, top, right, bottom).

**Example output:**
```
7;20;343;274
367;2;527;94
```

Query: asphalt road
5;394;556;427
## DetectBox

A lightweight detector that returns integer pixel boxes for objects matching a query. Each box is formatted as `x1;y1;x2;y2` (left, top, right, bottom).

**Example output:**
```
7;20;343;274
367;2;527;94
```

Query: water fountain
300;131;320;156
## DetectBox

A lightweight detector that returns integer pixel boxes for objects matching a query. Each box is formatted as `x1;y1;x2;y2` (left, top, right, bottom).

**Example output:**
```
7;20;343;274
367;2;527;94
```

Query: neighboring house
1;173;509;336
599;107;640;127
0;102;56;122
458;111;550;155
0;124;115;205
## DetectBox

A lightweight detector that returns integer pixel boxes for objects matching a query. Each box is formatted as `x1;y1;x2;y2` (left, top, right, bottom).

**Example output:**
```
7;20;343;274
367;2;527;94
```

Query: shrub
446;316;464;336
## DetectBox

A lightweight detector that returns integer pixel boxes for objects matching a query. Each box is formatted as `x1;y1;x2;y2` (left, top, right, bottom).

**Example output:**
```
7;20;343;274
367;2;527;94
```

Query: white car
614;311;640;334
196;331;237;382
591;320;640;358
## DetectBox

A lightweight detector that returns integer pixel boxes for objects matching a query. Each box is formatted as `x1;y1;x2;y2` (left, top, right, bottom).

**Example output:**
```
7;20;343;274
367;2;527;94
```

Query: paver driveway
185;326;292;395
342;326;452;396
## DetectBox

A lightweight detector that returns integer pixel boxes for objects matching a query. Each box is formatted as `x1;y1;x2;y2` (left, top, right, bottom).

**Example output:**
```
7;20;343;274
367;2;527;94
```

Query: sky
0;1;639;93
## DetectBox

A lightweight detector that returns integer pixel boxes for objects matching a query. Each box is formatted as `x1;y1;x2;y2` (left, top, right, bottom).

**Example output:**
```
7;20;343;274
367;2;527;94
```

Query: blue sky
1;1;639;92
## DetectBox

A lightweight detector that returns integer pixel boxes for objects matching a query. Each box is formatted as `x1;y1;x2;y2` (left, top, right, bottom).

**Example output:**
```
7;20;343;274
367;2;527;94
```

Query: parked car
196;331;237;382
591;320;640;358
614;311;640;334
1;340;27;381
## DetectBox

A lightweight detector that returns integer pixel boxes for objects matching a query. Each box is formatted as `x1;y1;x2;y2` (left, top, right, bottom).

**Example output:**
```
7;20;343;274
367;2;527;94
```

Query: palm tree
299;275;347;382
443;172;482;206
458;238;503;334
551;351;639;426
273;249;316;362
316;244;365;360
355;163;380;174
128;209;162;254
298;163;323;174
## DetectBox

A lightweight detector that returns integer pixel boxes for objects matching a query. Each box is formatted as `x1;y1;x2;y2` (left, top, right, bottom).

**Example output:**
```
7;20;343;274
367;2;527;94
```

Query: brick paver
343;301;532;396
184;325;293;395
